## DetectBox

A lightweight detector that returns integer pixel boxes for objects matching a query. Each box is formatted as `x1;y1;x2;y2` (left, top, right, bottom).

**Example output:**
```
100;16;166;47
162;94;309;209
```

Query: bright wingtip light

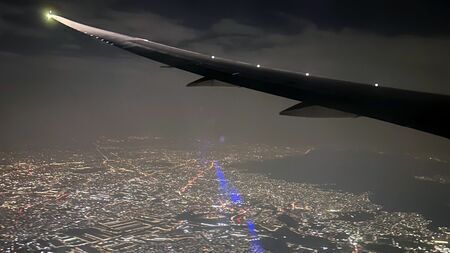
45;10;54;21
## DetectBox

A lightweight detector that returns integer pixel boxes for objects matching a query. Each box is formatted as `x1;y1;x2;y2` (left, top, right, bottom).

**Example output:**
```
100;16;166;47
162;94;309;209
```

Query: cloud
0;50;20;58
0;3;49;39
211;19;262;36
83;10;201;44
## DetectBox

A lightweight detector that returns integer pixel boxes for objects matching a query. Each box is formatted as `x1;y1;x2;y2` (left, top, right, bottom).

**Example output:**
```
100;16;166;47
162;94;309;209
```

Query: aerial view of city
1;137;449;252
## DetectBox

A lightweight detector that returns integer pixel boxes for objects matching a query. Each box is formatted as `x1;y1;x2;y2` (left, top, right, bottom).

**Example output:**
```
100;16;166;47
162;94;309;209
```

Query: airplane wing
49;14;450;139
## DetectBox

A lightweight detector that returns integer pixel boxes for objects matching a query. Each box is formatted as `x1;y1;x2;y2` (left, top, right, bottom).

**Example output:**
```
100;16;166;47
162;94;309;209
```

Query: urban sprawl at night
1;137;449;252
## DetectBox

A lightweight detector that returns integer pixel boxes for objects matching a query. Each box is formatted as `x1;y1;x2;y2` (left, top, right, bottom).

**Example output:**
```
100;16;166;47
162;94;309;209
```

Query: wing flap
187;77;237;87
280;103;358;118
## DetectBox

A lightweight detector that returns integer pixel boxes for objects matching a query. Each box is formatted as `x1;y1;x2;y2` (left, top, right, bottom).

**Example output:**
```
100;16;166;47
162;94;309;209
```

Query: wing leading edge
50;14;450;139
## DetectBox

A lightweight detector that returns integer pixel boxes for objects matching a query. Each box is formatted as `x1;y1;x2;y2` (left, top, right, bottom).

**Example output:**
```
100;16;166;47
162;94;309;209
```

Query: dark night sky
0;0;449;158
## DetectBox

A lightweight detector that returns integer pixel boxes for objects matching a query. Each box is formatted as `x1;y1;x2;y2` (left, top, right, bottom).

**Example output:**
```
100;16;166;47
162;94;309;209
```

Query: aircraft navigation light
46;10;54;21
